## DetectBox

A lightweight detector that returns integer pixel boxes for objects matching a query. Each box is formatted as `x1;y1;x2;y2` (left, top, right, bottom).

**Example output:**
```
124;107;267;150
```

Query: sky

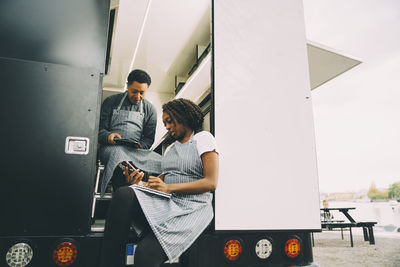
303;0;400;193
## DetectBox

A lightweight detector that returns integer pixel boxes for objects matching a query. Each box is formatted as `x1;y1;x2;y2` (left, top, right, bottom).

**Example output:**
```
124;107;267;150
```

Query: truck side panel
0;0;109;70
0;0;110;236
0;59;101;236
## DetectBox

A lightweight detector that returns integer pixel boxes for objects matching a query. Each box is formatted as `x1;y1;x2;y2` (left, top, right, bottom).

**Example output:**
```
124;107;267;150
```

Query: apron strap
116;92;128;110
139;99;143;113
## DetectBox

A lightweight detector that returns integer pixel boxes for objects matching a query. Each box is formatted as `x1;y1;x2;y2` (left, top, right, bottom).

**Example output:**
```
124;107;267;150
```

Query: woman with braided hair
100;98;219;267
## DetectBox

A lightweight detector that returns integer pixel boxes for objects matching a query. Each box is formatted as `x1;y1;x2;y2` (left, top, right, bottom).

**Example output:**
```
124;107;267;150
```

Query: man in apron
98;69;162;195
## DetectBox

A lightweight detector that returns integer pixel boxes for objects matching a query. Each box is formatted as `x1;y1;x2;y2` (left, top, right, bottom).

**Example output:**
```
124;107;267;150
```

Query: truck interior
91;0;213;232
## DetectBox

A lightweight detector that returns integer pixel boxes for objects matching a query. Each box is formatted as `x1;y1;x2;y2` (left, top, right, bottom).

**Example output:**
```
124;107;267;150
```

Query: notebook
131;184;172;199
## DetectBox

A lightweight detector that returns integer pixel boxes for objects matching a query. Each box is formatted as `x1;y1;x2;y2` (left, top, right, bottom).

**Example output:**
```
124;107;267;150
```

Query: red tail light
224;239;242;261
284;237;301;259
52;241;78;266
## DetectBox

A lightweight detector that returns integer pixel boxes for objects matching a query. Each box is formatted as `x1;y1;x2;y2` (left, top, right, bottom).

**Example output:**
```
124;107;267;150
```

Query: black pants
111;167;130;191
99;186;167;267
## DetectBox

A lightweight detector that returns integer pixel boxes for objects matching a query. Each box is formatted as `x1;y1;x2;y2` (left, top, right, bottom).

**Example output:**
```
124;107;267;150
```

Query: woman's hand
148;176;170;193
123;168;144;185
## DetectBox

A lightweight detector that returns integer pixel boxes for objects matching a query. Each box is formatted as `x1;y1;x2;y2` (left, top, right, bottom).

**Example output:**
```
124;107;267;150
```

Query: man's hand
148;176;170;193
107;133;121;144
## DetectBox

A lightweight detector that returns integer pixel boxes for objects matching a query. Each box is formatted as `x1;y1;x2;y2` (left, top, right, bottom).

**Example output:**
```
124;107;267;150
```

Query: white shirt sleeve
193;131;219;157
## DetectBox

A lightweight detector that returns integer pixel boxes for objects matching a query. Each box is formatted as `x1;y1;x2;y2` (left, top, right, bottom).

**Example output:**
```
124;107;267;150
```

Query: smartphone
118;161;136;173
118;161;149;182
114;138;139;147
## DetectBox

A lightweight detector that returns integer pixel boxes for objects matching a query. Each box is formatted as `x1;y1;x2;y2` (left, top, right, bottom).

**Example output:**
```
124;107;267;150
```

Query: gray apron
99;92;161;195
132;133;213;261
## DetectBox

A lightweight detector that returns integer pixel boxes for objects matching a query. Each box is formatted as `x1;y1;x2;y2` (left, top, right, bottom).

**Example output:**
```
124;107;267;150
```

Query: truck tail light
255;238;273;259
52;241;78;266
284;237;301;259
223;239;242;261
6;242;34;267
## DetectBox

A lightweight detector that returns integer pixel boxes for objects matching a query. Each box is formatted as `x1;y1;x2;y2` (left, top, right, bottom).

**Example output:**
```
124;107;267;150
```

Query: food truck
0;0;322;266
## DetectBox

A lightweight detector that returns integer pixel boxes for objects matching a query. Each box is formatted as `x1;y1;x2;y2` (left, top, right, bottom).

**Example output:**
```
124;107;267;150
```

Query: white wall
214;0;321;230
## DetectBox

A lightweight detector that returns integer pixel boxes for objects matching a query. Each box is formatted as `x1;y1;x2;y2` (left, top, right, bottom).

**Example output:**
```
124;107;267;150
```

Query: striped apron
99;92;161;195
131;134;213;261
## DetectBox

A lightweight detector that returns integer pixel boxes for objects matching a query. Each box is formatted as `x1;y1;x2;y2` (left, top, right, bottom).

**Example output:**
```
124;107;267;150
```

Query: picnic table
317;207;376;247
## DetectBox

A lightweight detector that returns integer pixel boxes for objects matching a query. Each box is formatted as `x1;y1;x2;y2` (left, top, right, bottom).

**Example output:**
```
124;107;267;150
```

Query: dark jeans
99;186;167;267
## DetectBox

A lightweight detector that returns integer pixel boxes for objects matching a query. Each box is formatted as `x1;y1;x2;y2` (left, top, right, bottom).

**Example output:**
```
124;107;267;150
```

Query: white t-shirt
164;131;219;157
193;131;219;157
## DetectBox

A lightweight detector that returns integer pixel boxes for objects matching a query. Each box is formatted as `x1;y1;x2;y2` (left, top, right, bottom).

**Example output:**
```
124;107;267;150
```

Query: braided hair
162;98;204;133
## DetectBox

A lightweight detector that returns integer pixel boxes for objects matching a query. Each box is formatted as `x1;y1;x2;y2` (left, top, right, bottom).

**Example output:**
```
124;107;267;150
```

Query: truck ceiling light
255;238;273;259
284;237;301;259
224;239;242;261
52;242;78;266
6;242;33;267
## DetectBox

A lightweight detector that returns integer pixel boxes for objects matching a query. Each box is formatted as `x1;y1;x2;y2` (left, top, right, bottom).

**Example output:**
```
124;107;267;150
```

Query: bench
318;221;377;247
321;220;346;239
357;222;377;245
314;208;377;247
321;222;356;246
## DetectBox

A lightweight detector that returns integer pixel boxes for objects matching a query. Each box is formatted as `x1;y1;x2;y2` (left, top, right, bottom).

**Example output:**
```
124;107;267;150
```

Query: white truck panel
214;0;321;230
